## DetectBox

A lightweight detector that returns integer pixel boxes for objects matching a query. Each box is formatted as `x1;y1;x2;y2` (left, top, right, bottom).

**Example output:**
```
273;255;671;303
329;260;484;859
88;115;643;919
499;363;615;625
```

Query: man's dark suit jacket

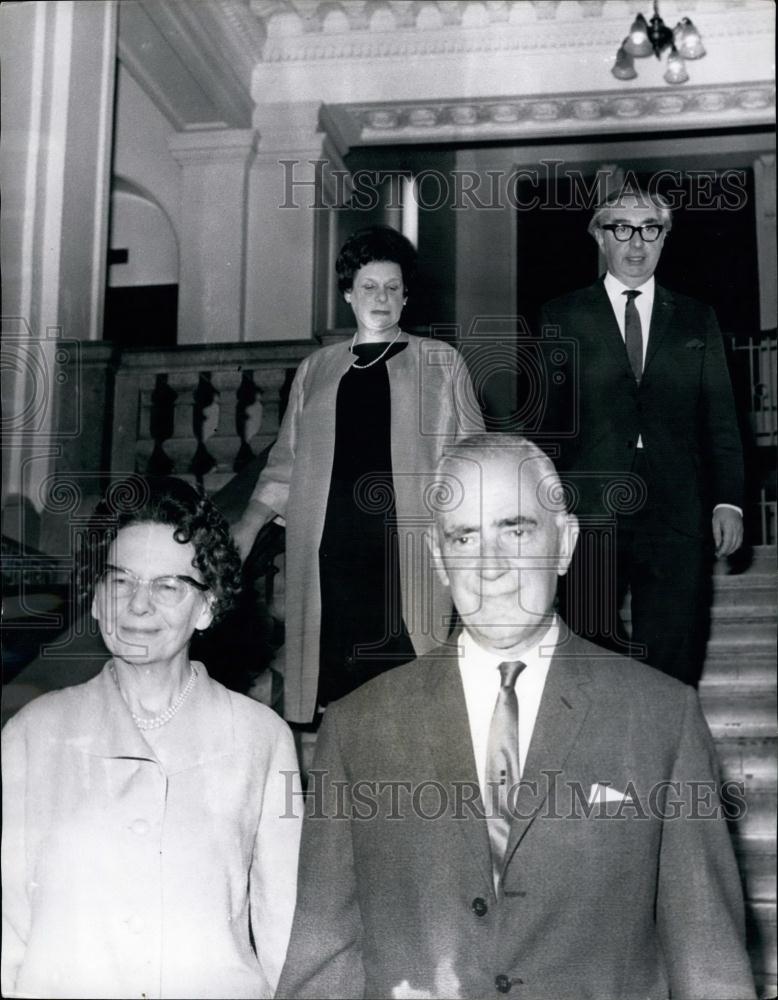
538;280;743;535
276;637;754;1000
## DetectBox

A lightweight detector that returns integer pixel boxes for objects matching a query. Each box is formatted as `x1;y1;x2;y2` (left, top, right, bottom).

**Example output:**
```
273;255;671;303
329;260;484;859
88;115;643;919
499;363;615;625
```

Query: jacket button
130;819;150;836
495;974;511;993
471;897;488;917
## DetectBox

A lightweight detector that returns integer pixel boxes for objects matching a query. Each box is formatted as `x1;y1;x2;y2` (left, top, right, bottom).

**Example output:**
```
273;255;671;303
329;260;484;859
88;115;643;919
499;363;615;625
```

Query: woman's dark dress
317;341;416;708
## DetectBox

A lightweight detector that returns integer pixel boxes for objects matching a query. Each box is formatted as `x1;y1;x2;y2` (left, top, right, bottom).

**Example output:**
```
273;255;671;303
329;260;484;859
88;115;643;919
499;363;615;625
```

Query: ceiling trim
321;82;776;149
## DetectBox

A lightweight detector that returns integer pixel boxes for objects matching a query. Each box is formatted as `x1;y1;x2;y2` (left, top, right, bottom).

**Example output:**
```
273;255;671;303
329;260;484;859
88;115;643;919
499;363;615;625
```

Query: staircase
698;546;777;999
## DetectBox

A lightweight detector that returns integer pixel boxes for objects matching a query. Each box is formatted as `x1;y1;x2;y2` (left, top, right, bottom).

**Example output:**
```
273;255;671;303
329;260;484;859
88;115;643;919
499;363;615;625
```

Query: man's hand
712;507;743;558
231;499;275;562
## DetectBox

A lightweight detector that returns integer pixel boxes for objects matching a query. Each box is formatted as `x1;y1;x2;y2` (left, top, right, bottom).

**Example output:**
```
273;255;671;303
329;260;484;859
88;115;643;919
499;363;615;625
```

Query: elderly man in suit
538;188;744;686
277;433;754;1000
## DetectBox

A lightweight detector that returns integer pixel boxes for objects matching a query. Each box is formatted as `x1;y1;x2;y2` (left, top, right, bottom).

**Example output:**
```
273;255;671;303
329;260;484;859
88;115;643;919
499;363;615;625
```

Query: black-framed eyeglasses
600;223;664;243
99;565;209;607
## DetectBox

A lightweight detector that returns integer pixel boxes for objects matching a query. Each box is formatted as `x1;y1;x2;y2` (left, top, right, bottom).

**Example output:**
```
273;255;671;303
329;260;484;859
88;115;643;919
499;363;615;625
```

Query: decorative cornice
325;83;775;145
249;0;770;63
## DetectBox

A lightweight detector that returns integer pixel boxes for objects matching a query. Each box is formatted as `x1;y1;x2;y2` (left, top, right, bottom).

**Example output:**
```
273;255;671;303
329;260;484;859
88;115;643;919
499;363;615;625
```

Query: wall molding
321;82;775;147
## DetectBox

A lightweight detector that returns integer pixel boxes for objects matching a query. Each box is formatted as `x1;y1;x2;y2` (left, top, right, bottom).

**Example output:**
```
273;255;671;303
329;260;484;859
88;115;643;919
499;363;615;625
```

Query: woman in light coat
2;477;302;999
233;226;483;724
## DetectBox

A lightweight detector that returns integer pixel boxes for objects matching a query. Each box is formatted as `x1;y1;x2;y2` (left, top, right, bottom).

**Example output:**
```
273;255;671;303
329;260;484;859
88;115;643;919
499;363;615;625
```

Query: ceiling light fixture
611;1;705;85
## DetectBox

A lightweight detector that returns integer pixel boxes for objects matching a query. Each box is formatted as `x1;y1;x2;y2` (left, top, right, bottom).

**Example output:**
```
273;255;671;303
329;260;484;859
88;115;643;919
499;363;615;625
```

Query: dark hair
80;476;241;624
335;225;417;295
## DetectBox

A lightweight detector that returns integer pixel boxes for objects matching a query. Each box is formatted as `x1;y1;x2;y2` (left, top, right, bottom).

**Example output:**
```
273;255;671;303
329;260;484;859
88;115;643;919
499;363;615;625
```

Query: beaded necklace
349;328;402;370
111;662;197;731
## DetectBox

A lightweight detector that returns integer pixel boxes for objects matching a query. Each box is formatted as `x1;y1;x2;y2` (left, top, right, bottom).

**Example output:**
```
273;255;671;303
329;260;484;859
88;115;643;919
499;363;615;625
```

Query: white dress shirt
457;620;559;800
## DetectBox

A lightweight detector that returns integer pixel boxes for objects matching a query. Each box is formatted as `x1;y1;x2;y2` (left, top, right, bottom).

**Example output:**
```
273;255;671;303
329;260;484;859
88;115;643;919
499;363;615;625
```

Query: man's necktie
485;660;526;885
623;289;643;382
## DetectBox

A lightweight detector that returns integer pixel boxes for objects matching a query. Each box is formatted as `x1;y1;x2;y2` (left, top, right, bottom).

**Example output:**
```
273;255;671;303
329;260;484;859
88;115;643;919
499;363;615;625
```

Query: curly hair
80;476;241;624
335;224;418;295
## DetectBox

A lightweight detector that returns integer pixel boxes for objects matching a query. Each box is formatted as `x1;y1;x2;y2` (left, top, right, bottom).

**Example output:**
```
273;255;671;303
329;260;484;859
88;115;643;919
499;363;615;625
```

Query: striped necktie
485;660;526;885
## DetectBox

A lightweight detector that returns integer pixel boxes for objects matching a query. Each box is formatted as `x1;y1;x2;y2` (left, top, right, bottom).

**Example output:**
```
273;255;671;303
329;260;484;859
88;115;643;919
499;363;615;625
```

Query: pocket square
685;338;705;349
588;783;634;805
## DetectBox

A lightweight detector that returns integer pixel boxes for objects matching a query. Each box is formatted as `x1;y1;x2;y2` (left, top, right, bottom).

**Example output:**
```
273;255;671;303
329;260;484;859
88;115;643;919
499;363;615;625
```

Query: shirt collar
604;272;655;298
459;618;560;678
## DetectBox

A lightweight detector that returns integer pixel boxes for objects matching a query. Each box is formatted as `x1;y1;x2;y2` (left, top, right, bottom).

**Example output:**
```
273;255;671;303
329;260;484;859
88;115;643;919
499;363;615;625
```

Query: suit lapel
643;284;675;375
588;280;635;380
501;642;593;871
422;654;496;896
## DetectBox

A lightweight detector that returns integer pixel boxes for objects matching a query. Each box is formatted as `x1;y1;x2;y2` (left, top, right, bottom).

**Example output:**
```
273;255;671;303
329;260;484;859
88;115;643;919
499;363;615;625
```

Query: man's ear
344;289;352;304
593;228;605;254
426;526;450;589
556;513;579;577
91;592;100;623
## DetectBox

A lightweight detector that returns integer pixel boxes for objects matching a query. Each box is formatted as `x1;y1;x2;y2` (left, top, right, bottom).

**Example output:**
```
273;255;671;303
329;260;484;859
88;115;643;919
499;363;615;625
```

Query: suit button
471;897;488;917
495;974;511;993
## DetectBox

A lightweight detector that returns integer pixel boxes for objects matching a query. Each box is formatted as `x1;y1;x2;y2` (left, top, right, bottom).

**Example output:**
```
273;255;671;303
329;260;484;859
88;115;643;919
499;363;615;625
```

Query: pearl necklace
349;328;402;370
111;662;197;731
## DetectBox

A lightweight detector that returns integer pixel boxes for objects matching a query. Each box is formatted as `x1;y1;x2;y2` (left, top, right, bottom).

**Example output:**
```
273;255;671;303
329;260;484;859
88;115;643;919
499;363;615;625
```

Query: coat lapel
643;284;675;375
588;280;634;380
422;653;497;896
501;641;593;871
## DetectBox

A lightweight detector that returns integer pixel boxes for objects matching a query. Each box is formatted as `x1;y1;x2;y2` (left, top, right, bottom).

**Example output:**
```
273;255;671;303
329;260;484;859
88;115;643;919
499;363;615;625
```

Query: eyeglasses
99;565;209;607
600;223;664;243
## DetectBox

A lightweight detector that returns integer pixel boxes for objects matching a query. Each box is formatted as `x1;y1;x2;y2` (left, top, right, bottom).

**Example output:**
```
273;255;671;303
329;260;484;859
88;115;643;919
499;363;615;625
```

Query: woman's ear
195;595;215;633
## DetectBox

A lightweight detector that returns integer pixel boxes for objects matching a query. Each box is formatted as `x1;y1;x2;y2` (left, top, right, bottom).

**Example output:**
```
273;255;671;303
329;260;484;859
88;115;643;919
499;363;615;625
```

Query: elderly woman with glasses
233;225;483;726
1;477;301;1000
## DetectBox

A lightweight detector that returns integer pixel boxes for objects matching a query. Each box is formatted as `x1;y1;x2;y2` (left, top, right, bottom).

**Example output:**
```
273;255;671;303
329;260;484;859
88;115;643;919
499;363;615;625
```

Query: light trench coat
252;332;484;723
1;663;302;1000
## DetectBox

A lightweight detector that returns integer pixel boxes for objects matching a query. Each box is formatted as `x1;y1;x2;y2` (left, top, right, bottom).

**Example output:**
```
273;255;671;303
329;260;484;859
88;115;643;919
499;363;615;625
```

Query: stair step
706;618;776;648
701;656;777;688
701;689;778;740
715;738;778;784
709;586;777;616
714;545;776;576
735;840;778;904
727;787;778;842
747;900;777;980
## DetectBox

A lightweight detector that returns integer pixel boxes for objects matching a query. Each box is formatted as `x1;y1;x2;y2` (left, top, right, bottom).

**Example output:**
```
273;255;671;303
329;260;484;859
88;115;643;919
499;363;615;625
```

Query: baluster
234;371;263;472
146;373;177;475
161;370;199;481
252;368;286;452
207;370;243;482
190;372;219;485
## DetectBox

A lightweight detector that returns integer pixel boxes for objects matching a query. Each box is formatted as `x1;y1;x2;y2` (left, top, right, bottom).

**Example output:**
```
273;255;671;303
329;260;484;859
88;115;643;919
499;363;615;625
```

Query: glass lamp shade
612;44;638;80
664;46;689;84
623;13;652;57
674;17;706;59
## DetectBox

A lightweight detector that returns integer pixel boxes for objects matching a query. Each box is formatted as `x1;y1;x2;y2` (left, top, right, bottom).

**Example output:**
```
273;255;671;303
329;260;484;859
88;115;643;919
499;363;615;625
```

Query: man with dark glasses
538;188;743;686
